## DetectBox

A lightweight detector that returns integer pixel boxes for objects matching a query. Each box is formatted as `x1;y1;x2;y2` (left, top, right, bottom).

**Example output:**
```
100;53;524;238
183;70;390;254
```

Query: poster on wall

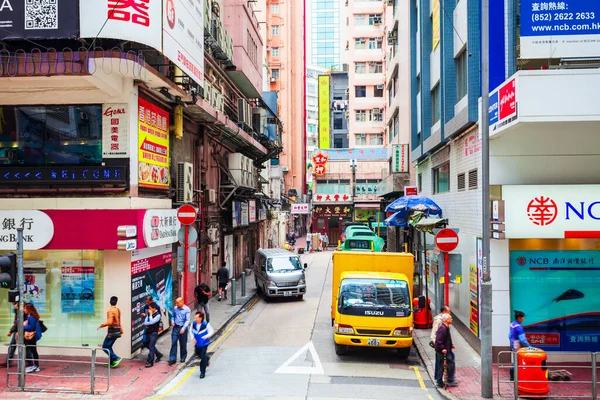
241;202;249;226
223;235;234;275
138;98;170;189
510;250;600;351
61;260;95;314
131;245;173;353
23;261;46;314
469;264;479;336
248;200;256;223
102;104;130;158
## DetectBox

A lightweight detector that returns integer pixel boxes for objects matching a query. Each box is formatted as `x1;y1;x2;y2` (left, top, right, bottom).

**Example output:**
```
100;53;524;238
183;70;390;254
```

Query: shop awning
354;202;382;209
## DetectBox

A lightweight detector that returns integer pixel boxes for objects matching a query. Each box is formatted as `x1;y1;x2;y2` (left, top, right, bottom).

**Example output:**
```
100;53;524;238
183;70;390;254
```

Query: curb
149;290;259;396
413;332;461;400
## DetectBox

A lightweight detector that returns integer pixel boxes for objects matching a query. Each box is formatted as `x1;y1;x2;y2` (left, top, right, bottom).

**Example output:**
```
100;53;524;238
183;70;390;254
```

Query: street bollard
241;271;246;297
230;278;236;305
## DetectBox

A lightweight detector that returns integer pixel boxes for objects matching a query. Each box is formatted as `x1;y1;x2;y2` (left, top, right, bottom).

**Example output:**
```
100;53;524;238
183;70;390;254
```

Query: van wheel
297;295;304;300
335;343;348;356
397;347;411;359
255;277;261;293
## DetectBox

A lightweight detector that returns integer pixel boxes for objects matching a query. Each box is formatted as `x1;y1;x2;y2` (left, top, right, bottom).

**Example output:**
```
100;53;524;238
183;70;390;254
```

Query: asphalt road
151;250;442;400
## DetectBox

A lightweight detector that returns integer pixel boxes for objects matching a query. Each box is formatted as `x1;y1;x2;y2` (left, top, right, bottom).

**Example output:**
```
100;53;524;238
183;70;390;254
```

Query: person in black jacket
4;302;18;367
434;314;458;387
144;302;164;368
217;262;230;301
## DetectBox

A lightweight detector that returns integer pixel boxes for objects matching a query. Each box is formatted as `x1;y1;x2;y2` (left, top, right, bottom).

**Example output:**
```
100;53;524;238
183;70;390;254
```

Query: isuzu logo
364;310;384;316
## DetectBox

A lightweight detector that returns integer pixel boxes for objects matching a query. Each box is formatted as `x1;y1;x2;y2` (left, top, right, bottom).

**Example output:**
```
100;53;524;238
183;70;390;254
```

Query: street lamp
350;158;357;204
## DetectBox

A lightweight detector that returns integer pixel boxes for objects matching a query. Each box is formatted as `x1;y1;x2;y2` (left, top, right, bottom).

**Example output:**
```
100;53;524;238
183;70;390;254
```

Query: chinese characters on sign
318;75;331;149
248;200;257;223
313;205;353;218
463;131;481;157
488;76;519;136
138;98;170;189
314;193;351;202
142;210;181;247
0;210;54;250
108;0;150;26
392;144;409;173
312;151;329;177
102;104;130;158
291;203;310;214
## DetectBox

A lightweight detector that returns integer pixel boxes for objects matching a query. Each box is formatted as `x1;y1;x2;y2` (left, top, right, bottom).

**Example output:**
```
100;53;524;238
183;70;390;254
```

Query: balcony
377;172;410;197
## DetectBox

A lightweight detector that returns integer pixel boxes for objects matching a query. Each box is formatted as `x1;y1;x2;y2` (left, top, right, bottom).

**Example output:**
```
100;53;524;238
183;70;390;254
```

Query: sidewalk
0;277;258;399
413;321;594;400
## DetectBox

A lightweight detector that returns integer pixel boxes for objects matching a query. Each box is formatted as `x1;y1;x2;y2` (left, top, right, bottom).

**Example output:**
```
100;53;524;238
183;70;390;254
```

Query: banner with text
138;98;170;189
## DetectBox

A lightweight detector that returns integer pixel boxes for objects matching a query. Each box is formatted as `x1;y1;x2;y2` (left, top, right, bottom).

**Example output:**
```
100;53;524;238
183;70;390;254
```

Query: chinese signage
318;75;330;149
405;186;418;196
80;0;163;52
0;166;127;185
463;131;481;157
392;144;409;173
241;202;249;226
232;201;249;228
469;264;479;336
102;104;130;158
248;200;256;223
163;0;205;87
510;250;600;351
319;148;388;161
131;245;172;352
142;209;181;247
520;0;600;59
138;98;170;189
489;75;518;135
0;210;54;250
61;260;95;314
503;185;600;239
312;151;328;176
259;206;267;221
0;0;79;40
313;205;353;218
314;193;351;202
291;203;310;214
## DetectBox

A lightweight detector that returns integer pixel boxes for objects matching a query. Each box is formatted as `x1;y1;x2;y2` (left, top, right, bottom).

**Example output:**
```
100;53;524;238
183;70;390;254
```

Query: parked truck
331;251;416;358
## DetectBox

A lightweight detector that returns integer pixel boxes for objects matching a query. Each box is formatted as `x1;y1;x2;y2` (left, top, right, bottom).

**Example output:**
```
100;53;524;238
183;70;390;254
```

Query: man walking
322;233;329;250
217;261;230;301
168;297;191;365
194;282;211;322
3;302;18;367
141;295;160;348
509;310;531;381
190;310;215;379
434;314;457;387
98;296;123;368
144;302;164;368
430;305;451;347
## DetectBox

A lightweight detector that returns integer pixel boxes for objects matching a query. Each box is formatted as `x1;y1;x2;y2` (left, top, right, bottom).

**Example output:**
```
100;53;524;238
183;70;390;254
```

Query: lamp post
350;158;357;206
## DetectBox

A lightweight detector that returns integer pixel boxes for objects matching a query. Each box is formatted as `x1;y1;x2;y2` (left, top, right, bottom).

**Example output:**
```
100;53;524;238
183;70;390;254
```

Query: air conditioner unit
176;162;194;204
207;188;217;204
377;84;384;89
237;98;247;125
282;166;289;172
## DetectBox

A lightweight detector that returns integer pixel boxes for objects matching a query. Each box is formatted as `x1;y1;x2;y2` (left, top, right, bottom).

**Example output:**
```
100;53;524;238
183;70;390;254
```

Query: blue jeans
169;327;188;362
102;336;119;364
435;351;456;384
195;345;209;375
147;332;163;364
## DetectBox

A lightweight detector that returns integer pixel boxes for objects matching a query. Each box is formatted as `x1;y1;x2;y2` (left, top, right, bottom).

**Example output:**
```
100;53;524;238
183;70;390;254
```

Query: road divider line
149;366;197;400
412;366;427;390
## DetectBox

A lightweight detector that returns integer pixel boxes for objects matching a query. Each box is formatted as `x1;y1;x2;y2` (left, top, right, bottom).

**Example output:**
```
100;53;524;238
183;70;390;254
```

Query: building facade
307;0;341;69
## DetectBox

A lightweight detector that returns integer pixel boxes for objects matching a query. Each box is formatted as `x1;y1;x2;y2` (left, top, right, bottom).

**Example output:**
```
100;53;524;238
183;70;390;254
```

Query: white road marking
275;341;324;375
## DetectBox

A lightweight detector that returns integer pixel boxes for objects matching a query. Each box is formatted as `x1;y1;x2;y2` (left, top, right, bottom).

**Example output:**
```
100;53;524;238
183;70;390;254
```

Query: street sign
177;246;197;272
177;226;198;245
177;204;197;225
117;239;137;251
435;228;459;252
117;225;137;238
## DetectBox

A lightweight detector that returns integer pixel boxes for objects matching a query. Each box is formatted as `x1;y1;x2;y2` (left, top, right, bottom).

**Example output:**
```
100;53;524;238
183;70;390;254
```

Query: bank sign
488;75;518;136
520;0;600;59
503;185;600;238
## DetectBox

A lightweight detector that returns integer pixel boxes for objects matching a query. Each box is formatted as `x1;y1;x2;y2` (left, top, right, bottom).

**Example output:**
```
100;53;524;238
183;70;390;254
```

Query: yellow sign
318;75;330;149
138;98;170;189
432;0;440;50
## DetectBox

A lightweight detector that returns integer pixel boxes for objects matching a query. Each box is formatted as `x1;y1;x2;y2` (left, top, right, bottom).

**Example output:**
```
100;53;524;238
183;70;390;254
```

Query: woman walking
23;303;42;373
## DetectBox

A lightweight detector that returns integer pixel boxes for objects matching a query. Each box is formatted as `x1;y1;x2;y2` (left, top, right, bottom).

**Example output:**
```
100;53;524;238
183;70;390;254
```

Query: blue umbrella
384;209;409;227
385;195;443;215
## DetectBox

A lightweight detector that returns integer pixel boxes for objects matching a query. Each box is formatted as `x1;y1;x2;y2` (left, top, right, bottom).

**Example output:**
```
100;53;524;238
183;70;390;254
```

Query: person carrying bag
98;296;124;368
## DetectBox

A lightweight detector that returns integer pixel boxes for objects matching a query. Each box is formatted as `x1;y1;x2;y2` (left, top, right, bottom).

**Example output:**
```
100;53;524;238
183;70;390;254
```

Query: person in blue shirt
190;310;215;379
23;303;42;373
168;297;191;365
144;302;164;368
509;310;531;381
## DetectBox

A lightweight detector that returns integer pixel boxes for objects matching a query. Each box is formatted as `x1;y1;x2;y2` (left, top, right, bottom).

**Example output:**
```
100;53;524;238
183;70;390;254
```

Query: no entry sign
435;228;459;252
177;204;197;225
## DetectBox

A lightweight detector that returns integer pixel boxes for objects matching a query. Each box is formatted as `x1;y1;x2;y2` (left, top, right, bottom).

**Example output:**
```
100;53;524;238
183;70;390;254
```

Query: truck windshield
267;256;302;272
339;278;410;310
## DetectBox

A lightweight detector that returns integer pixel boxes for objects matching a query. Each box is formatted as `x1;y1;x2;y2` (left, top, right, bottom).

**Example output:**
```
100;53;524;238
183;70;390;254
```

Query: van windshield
339;278;410;310
267;256;302;272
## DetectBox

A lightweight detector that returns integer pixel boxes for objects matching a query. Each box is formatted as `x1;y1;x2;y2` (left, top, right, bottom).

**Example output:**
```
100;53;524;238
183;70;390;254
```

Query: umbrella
385;195;443;215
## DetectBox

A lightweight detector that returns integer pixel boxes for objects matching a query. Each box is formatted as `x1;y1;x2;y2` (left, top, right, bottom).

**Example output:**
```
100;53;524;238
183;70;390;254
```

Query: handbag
107;327;122;339
24;330;35;340
40;320;48;333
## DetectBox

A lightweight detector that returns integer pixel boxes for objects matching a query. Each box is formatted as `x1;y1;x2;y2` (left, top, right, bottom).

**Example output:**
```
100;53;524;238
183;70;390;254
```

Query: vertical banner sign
248;200;257;223
61;260;95;314
318;75;331;149
138;98;170;189
432;0;440;50
23;261;47;314
102;104;130;158
469;264;479;336
241;202;249;226
131;246;173;352
392;144;409;173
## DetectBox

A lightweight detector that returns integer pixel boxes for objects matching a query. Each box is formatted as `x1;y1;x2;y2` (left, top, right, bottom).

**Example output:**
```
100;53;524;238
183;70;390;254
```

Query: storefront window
0;105;103;166
0;250;104;347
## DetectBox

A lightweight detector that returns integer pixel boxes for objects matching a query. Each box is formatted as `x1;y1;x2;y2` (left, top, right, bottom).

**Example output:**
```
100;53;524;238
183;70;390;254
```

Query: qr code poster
0;0;78;40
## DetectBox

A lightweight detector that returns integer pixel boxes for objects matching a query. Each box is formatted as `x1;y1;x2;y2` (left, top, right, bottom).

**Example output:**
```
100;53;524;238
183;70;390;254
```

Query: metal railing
6;344;110;394
496;350;597;399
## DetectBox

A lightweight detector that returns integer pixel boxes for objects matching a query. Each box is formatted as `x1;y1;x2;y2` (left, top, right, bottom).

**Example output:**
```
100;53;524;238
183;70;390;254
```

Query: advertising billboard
520;0;600;59
318;75;331;149
0;0;79;40
488;75;518;136
138;98;170;189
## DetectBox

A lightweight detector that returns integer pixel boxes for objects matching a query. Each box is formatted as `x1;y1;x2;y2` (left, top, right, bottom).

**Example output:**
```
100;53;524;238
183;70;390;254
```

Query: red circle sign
434;228;459;252
177;204;197;225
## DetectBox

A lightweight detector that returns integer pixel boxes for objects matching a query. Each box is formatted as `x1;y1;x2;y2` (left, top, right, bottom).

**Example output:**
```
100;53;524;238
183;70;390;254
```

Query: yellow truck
331;251;416;358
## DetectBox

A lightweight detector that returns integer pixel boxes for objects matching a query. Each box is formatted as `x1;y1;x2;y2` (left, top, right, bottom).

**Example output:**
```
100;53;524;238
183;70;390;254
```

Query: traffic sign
434;228;459;252
178;226;198;245
177;204;197;225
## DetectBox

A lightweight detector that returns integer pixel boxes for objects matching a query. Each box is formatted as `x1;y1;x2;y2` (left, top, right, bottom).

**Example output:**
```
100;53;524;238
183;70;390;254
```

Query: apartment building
307;0;341;69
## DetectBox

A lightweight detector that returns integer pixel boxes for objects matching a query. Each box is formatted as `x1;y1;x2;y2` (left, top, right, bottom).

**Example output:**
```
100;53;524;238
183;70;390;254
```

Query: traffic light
0;253;16;289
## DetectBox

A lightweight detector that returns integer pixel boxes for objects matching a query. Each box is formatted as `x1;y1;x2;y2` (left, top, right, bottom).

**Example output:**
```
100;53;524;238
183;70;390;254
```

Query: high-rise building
307;0;341;69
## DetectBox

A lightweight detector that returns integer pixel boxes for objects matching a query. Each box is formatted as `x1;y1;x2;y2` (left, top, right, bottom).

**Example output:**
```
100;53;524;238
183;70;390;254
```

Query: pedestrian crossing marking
275;341;324;375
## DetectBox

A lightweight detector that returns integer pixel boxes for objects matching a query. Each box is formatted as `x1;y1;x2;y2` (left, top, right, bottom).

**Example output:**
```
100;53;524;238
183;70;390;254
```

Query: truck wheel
297;295;304;300
335;343;348;356
397;347;411;359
